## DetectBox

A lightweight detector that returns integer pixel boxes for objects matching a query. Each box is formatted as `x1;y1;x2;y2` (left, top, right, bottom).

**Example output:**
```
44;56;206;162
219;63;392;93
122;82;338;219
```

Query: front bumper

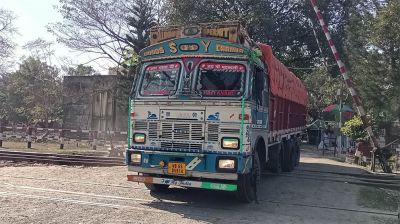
127;174;237;192
128;165;238;180
126;148;250;181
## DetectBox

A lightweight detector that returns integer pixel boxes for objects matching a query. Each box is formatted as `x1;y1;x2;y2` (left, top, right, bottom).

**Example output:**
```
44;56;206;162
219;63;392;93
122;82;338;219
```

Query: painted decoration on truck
140;37;248;61
147;111;158;120
145;63;180;71
200;62;245;72
207;112;220;121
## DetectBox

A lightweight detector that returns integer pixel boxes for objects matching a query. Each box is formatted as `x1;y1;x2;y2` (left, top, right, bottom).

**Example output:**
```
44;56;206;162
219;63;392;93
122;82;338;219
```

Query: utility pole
336;88;343;156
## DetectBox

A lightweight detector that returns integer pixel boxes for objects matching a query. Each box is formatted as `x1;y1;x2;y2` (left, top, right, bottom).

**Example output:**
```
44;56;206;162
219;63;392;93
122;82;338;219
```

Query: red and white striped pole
310;0;379;166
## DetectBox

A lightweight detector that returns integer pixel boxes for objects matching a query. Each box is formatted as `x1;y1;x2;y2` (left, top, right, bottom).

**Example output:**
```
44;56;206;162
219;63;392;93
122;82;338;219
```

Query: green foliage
0;57;62;125
341;116;367;140
0;8;16;74
126;0;157;54
345;0;400;127
67;64;96;76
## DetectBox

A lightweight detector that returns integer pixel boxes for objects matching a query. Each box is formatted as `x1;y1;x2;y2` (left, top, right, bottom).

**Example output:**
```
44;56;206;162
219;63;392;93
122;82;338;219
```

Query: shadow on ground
140;159;399;224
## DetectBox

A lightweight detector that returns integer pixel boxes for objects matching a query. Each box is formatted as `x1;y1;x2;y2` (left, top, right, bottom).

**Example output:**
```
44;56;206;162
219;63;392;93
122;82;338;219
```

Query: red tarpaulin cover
258;43;308;106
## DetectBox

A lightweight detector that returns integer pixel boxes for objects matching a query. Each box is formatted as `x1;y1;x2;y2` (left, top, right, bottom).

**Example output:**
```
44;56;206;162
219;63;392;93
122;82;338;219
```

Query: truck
126;21;308;202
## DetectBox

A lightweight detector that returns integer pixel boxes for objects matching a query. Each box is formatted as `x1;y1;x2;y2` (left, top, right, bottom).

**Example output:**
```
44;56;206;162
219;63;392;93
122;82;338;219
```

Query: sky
1;0;109;73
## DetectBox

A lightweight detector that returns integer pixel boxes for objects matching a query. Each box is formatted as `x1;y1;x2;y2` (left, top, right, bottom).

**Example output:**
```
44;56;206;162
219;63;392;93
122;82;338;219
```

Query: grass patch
358;187;400;212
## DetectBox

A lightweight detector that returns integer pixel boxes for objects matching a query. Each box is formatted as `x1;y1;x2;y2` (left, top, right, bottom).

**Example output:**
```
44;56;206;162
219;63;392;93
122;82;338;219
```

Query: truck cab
126;22;308;202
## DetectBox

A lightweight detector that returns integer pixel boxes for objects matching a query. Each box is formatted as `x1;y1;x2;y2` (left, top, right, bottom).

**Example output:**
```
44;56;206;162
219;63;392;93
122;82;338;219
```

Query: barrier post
76;128;81;147
27;126;33;149
92;130;98;150
0;126;3;148
59;129;64;149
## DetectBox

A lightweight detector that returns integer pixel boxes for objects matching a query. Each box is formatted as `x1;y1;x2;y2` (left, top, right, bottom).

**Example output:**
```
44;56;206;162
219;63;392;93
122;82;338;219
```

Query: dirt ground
0;146;399;224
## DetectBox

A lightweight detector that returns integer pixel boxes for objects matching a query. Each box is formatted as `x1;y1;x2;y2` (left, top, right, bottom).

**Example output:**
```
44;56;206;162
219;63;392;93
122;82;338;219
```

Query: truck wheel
281;140;294;172
294;140;300;167
268;145;282;173
145;183;169;192
236;153;261;203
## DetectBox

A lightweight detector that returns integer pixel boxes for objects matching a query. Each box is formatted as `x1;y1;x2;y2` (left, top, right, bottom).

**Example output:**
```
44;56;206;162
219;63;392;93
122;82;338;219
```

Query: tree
345;0;400;125
22;38;56;66
0;8;16;74
370;0;400;123
164;0;380;78
303;68;345;120
341;116;367;140
49;0;160;67
66;64;97;76
2;57;62;125
126;0;158;54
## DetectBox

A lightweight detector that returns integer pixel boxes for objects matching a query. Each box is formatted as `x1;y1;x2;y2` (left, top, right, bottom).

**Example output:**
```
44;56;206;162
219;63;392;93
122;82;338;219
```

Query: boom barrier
310;0;392;172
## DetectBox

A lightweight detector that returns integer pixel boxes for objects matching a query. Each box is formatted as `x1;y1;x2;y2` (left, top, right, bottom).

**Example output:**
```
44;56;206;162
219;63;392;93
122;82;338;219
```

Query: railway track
0;167;398;221
0;180;397;219
0;150;125;166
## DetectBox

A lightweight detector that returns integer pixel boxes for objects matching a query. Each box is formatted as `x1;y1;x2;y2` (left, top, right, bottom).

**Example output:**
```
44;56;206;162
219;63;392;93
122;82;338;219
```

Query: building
62;75;132;133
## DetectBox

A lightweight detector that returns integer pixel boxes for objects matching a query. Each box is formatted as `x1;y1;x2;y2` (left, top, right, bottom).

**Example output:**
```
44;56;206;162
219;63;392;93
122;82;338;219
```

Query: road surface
0;147;398;224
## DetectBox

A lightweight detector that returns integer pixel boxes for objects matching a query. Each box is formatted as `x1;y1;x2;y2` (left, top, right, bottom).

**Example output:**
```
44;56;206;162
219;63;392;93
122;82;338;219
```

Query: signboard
150;25;182;45
201;22;239;43
140;37;248;61
150;21;242;45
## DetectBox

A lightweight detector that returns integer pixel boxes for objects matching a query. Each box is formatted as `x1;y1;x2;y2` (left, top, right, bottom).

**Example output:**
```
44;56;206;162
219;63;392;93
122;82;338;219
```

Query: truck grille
133;121;239;143
148;122;158;139
133;121;158;139
161;122;204;141
207;124;219;142
207;124;240;142
134;121;147;130
161;142;202;151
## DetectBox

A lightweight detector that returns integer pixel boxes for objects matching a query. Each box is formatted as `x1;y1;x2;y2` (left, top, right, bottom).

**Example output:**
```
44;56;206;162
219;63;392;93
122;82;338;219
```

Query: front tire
236;153;261;203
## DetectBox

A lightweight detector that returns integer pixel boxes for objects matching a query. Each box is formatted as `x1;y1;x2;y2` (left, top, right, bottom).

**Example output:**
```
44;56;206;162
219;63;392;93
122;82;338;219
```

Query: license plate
168;162;186;175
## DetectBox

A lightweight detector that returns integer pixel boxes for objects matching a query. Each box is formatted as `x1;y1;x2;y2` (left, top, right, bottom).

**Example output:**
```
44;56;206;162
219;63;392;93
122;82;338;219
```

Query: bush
341;116;367;140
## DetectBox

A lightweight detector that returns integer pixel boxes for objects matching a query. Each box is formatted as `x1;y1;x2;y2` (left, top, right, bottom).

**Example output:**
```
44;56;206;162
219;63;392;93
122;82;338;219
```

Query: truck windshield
196;62;245;97
140;63;181;96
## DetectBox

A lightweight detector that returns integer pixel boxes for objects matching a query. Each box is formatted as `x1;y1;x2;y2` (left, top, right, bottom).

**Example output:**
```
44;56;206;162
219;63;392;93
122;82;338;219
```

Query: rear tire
281;140;294;172
236;153;261;203
294;139;300;167
268;144;282;173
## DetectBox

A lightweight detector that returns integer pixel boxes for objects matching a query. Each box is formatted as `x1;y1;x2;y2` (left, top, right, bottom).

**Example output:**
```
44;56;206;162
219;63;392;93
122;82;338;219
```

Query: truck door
252;66;268;128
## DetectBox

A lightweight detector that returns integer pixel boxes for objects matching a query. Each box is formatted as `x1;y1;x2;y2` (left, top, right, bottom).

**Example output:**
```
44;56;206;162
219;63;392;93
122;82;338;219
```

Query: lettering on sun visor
200;63;245;72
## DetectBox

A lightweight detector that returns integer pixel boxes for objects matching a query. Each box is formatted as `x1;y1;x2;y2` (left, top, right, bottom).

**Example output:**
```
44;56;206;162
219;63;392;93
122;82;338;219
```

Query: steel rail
0;150;124;166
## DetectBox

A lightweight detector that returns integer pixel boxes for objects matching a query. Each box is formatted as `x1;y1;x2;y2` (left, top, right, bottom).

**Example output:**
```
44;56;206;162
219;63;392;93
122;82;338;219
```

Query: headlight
130;152;141;165
133;133;146;144
218;159;236;169
221;137;240;149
